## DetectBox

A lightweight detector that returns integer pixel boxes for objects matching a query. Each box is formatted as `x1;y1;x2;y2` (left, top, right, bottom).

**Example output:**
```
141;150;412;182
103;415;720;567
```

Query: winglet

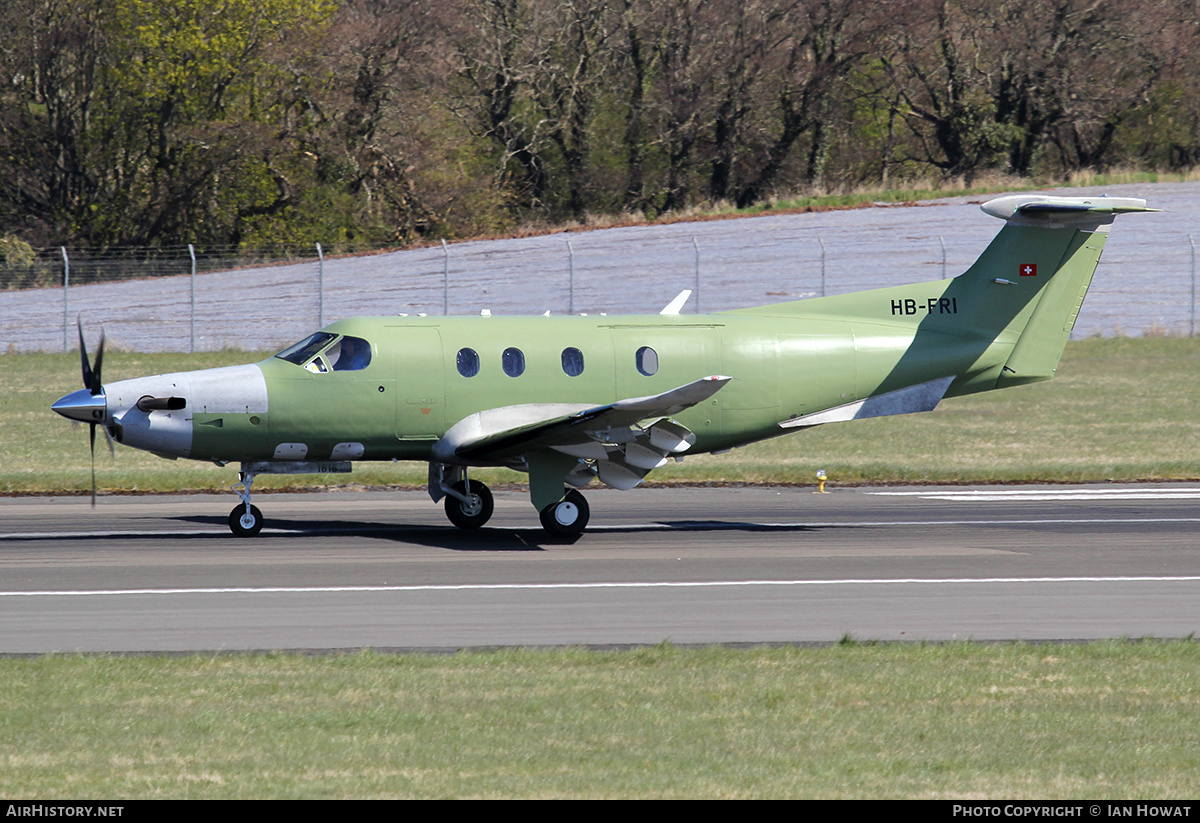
659;290;692;315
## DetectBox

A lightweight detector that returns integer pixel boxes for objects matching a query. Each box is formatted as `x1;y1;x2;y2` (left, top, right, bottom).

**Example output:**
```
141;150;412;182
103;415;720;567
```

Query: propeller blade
77;318;93;392
91;328;105;396
76;319;105;395
89;421;97;508
102;423;117;459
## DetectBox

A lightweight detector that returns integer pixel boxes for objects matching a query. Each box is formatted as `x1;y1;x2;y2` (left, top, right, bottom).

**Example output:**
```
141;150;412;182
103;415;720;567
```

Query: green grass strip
1;642;1197;799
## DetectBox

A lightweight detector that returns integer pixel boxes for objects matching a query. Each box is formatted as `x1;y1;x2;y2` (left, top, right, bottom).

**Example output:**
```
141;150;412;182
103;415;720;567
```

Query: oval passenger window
502;347;525;377
457;348;480;377
561;347;584;377
636;346;658;376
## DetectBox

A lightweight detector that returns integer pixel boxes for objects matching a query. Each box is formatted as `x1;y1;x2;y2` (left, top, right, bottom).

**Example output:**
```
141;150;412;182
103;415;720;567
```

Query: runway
2;484;1199;653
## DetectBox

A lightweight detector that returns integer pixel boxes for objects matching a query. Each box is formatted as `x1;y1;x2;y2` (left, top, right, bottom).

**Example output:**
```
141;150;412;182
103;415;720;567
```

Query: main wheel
228;503;264;537
444;480;494;529
538;489;589;539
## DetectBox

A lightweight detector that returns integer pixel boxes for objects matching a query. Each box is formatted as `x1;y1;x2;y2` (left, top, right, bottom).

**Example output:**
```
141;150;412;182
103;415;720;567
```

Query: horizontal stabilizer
780;376;955;430
982;195;1160;226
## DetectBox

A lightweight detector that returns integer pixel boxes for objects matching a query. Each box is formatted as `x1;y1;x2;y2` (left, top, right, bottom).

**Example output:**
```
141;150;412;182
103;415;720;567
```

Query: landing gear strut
229;471;263;537
539;489;589;540
443;478;494;529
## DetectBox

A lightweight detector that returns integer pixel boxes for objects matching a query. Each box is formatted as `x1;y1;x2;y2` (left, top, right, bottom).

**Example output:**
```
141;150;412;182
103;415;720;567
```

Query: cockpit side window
329;336;372;371
275;332;337;366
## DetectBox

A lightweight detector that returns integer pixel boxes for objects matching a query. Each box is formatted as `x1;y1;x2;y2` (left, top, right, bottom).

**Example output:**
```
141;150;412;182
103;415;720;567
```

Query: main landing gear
538;489;589;540
443;478;495;529
439;475;590;539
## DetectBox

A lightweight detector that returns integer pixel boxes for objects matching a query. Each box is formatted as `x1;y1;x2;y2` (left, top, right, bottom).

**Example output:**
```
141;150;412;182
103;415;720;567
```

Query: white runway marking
6;576;1200;598
871;488;1200;501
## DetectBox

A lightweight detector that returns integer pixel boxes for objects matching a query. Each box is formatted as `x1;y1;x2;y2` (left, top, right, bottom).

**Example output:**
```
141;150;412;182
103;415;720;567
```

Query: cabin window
457;347;480;377
636;346;658;376
502;347;525;377
329;336;372;371
561;347;584;377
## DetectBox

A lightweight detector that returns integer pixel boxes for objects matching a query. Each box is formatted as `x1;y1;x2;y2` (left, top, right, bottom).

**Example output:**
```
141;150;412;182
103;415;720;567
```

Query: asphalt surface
2;484;1198;653
3;182;1198;352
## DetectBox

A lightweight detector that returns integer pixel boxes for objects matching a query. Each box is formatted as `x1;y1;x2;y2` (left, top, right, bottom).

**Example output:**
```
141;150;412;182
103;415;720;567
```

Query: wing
431;375;730;501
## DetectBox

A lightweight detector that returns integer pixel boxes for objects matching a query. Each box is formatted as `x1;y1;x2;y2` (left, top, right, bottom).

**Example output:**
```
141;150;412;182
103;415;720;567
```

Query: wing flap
434;375;730;465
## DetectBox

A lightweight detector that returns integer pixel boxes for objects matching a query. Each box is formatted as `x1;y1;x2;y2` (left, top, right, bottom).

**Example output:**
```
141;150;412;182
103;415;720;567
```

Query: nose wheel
228;470;264;536
539;489;589;539
229;504;264;537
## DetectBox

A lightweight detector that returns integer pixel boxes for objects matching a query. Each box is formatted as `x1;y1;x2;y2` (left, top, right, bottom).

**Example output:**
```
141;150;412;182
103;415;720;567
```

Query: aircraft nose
52;387;108;424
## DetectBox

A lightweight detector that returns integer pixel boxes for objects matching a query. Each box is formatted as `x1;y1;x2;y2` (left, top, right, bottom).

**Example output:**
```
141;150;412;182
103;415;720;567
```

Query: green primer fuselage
190;200;1117;466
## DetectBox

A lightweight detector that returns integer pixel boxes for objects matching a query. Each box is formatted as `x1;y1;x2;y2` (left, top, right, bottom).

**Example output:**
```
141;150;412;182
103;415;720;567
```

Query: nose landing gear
229;503;264;537
229;471;263;537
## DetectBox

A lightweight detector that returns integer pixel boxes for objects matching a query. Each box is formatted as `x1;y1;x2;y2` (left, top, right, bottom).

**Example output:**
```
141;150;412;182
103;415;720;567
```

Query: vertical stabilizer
974;195;1157;387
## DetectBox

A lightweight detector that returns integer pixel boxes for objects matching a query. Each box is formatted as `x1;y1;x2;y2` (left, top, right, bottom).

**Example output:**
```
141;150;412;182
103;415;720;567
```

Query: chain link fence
3;190;1197;354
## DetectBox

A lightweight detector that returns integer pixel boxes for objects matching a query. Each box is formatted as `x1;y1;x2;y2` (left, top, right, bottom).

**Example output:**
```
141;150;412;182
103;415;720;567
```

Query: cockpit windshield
275;332;337;365
273;332;372;372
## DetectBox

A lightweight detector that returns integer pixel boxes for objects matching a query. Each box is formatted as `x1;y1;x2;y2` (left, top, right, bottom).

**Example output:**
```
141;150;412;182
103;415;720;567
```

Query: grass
1;642;1198;799
7;336;1200;496
733;168;1200;217
520;168;1200;234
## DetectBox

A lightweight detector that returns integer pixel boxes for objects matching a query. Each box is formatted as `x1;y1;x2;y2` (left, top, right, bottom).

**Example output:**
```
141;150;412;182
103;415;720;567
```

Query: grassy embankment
545;167;1199;230
2;642;1199;799
5;335;1200;495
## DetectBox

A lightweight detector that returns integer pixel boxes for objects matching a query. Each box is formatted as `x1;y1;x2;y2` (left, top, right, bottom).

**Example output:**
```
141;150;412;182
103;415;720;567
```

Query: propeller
51;320;110;506
79;320;108;507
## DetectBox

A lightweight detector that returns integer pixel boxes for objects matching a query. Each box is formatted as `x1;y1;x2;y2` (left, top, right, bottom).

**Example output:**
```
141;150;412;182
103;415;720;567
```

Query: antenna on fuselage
659;290;692;315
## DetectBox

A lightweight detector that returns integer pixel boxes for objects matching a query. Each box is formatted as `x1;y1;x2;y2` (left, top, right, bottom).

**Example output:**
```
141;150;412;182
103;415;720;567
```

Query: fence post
442;239;449;316
940;236;947;279
1190;234;1196;337
818;237;826;297
188;244;196;353
61;247;69;352
693;237;700;314
567;240;575;314
316;242;324;328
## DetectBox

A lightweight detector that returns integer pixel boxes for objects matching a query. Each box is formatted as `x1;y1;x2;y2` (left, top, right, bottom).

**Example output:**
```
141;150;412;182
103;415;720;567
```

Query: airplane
52;194;1157;539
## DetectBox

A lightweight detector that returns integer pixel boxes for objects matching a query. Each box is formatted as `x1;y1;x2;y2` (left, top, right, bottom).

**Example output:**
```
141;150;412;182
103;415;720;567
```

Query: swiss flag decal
1020;263;1038;277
